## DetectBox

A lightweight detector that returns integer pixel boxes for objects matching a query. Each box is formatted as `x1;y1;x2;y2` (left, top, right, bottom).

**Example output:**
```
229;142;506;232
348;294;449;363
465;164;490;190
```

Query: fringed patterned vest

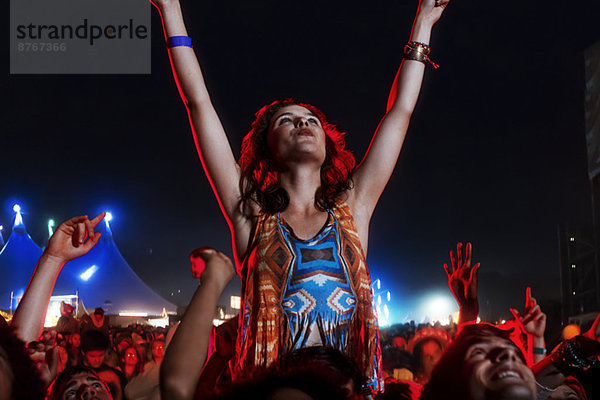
234;200;382;392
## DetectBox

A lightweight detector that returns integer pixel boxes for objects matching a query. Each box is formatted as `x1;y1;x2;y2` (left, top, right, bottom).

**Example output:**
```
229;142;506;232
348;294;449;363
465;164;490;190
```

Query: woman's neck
278;164;322;212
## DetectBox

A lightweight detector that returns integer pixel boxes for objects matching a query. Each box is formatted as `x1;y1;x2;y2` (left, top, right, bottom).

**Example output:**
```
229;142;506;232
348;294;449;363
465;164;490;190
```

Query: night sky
4;0;600;331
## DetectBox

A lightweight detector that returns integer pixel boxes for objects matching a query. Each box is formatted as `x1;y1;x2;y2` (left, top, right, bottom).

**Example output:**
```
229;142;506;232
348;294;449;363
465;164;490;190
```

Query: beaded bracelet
550;338;600;375
403;41;439;69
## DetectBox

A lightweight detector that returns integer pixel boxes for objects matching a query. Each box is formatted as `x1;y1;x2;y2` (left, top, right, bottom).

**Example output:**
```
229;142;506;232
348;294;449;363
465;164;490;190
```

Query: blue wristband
167;36;192;48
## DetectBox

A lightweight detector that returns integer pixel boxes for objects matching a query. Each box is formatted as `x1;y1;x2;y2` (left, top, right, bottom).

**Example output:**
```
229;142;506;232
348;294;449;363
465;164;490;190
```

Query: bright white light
377;279;381;290
0;225;3;231
231;296;241;309
387;291;391;301
48;219;55;237
422;295;456;325
14;213;23;227
105;212;113;222
80;265;98;281
119;312;148;317
48;219;55;227
377;295;382;306
13;204;21;213
384;304;389;319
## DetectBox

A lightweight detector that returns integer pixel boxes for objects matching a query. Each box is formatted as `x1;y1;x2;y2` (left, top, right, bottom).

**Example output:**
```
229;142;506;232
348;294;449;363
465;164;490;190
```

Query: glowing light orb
105;212;113;222
422;294;457;325
48;219;55;227
80;265;98;281
563;324;581;340
13;204;21;213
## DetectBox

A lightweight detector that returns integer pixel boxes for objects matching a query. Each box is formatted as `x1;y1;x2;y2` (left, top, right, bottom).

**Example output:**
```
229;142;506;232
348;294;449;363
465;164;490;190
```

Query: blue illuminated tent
0;209;43;310
52;218;176;316
0;208;176;316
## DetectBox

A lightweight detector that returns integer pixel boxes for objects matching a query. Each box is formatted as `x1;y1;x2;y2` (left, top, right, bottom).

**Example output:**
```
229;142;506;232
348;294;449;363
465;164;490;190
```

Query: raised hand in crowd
582;312;600;342
443;242;481;325
533;312;600;393
25;330;59;388
510;287;547;364
13;213;104;341
10;213;105;388
196;316;238;396
161;248;235;400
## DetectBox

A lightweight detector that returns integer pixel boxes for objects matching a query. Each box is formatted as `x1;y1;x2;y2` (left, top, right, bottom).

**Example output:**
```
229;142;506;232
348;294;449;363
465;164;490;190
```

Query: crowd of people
2;0;600;398
0;214;599;400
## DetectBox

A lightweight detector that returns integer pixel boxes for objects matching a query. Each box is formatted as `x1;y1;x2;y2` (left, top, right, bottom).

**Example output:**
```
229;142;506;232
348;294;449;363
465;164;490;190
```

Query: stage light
80;265;98;281
387;291;391;301
48;219;55;237
422;294;456;325
0;226;3;231
13;204;21;213
119;312;148;317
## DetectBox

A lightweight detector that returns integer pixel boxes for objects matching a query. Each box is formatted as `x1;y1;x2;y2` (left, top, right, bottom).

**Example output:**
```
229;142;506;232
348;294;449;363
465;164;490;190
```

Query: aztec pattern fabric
234;200;383;392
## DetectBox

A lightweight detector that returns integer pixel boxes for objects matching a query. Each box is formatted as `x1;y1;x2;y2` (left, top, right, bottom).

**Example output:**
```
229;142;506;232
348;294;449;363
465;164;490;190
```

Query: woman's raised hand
444;242;481;311
583;313;600;342
192;248;235;290
510;287;547;340
416;0;450;26
44;213;105;264
150;0;178;11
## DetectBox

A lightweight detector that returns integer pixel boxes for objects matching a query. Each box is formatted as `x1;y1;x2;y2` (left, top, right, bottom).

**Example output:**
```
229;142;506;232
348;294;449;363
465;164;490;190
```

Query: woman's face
152;341;165;360
267;105;327;166
70;333;80;348
124;347;138;366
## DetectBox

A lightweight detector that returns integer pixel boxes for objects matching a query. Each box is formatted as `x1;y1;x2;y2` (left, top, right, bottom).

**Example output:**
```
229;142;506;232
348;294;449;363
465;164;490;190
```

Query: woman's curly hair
239;99;355;214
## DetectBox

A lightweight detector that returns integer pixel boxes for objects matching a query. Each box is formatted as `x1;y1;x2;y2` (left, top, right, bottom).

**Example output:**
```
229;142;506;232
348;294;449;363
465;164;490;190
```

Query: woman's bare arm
12;214;104;342
152;0;251;257
350;0;448;223
160;249;235;400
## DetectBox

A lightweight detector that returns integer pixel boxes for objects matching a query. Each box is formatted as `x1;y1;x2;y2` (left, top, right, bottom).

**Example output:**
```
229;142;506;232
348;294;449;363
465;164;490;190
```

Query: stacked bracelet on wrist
533;347;547;356
167;36;192;48
403;41;439;69
550;337;600;375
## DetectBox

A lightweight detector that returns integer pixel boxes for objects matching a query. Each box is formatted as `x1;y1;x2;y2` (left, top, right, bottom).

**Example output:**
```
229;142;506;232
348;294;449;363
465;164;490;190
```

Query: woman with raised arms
151;0;449;392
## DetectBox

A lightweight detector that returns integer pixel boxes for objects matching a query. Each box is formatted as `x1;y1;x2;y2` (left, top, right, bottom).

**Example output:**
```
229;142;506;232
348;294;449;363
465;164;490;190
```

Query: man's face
84;350;105;369
70;334;80;348
151;341;165;360
463;336;536;400
59;372;113;400
420;339;443;377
